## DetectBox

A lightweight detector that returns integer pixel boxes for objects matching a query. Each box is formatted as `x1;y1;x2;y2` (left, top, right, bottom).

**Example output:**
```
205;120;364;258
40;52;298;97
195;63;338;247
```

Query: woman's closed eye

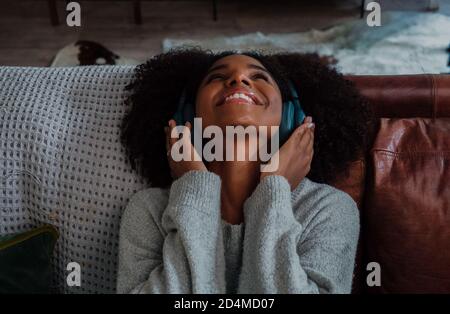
206;71;270;83
206;73;227;83
251;72;270;82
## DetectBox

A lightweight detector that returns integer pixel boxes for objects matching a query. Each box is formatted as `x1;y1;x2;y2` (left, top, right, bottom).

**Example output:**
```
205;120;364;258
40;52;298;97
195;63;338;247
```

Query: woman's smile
216;87;264;107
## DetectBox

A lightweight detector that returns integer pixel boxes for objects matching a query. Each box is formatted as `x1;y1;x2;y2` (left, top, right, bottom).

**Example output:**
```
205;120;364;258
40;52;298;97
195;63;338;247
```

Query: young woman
117;48;374;294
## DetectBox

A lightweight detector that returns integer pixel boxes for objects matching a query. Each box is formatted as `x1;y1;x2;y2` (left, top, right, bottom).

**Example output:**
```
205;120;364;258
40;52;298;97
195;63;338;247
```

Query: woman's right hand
165;119;207;180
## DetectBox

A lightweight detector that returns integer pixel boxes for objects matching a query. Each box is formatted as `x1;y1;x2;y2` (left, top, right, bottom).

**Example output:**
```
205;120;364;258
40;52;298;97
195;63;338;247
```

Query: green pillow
0;225;59;294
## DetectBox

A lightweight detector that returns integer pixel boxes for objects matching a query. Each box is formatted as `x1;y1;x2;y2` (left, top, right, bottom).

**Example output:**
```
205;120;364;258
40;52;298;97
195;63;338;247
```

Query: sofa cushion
0;66;147;293
364;118;450;293
0;224;59;294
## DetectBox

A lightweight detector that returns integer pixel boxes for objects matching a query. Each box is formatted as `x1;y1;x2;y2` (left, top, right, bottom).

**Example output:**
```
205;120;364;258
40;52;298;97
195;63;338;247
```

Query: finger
291;124;310;144
184;121;192;142
306;132;314;156
306;125;314;139
299;129;312;148
299;122;314;142
305;119;315;133
293;123;308;138
306;136;314;155
301;137;313;163
282;127;304;149
164;126;170;153
168;119;179;147
282;122;309;148
303;116;313;125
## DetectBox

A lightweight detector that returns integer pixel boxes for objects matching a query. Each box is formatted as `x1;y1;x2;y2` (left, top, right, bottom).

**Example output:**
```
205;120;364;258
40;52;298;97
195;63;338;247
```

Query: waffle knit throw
0;65;146;293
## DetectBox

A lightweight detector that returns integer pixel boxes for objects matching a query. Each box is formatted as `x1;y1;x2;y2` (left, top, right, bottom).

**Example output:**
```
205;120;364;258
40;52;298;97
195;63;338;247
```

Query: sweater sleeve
237;175;360;294
116;170;226;294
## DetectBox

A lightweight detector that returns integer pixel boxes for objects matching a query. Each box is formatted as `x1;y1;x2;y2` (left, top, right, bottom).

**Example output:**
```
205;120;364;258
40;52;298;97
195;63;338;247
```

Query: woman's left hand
260;116;315;191
165;119;207;180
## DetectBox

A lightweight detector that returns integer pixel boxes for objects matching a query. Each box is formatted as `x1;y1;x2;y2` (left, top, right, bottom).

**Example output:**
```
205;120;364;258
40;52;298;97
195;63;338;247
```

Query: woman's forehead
209;54;266;70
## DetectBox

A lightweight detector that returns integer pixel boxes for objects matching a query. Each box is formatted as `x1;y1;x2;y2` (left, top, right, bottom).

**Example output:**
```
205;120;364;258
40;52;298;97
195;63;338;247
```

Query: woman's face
195;54;283;130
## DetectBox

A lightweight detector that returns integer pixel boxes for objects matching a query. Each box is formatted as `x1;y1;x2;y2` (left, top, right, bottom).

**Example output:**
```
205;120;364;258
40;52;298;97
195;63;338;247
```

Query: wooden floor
0;0;448;66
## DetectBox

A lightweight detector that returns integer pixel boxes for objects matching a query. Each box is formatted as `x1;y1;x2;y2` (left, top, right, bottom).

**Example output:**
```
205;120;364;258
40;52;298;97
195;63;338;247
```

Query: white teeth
225;93;254;104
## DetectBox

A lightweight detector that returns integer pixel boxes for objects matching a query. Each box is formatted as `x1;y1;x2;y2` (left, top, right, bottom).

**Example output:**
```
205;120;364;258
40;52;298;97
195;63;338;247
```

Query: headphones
173;81;305;145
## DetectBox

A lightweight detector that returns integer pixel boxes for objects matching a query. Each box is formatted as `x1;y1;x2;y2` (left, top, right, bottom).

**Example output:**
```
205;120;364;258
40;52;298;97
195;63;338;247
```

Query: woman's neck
208;159;260;225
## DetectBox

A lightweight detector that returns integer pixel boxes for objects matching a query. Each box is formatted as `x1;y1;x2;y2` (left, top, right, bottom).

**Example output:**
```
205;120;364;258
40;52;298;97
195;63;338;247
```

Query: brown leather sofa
334;74;450;293
1;66;448;294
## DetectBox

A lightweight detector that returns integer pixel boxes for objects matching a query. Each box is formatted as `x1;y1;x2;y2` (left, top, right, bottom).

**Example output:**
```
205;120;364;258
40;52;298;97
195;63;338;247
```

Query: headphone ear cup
173;89;196;145
173;99;195;126
293;100;306;128
181;101;196;145
279;100;295;145
287;80;306;130
173;107;183;126
183;101;195;126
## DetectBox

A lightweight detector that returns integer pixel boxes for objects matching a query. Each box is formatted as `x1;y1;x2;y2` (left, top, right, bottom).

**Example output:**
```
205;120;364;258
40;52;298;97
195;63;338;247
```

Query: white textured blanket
0;65;147;294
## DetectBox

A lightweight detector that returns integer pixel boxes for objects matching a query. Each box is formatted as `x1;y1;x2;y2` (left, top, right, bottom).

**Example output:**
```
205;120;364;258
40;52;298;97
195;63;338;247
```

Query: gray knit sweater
116;170;359;294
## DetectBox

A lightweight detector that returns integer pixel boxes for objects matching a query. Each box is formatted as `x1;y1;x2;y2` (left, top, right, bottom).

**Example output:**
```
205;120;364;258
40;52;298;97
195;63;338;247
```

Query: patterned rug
163;12;450;75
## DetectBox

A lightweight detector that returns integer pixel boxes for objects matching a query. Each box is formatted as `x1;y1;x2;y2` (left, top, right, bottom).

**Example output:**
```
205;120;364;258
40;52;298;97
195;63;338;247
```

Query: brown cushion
364;118;450;293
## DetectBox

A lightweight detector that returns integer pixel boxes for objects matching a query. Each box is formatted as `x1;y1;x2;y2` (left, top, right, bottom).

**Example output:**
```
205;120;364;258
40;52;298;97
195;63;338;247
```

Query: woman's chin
215;117;258;128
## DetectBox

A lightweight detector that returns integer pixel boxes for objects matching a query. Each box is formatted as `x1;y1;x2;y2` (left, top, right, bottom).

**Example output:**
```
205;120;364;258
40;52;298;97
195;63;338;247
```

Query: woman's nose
226;73;251;87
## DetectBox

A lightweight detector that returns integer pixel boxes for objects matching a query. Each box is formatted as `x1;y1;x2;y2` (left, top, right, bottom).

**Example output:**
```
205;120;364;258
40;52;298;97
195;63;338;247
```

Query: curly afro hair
121;47;375;188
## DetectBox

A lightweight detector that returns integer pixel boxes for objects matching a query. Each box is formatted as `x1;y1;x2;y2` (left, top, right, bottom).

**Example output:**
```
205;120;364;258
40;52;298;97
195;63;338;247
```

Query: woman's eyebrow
247;64;270;73
206;63;270;75
206;64;228;75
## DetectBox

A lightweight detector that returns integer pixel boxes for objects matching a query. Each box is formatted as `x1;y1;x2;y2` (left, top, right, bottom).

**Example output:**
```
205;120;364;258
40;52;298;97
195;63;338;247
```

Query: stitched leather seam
373;150;450;157
430;74;437;120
